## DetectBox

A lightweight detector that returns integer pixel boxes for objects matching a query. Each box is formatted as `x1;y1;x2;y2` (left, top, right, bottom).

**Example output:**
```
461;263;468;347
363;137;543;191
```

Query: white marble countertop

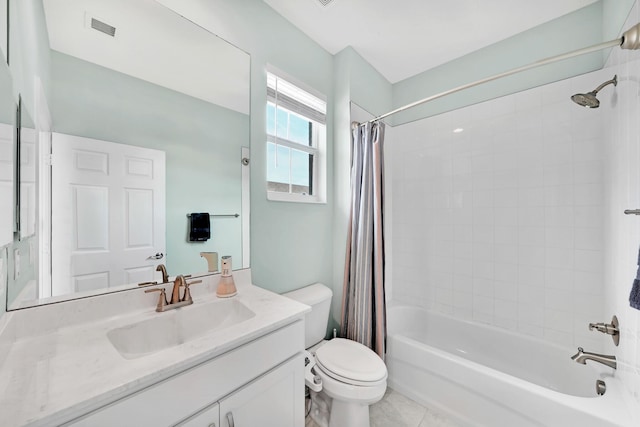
0;270;309;427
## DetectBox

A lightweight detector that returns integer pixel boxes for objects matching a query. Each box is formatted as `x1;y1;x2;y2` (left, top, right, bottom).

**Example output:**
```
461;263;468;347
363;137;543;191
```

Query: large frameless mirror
5;0;250;309
0;52;14;248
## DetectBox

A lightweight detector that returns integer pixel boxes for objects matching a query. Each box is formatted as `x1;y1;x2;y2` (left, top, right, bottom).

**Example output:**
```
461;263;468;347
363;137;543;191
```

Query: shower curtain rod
360;22;640;125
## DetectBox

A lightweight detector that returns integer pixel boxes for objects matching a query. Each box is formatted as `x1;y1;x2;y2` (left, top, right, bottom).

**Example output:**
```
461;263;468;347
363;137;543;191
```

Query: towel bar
186;213;239;218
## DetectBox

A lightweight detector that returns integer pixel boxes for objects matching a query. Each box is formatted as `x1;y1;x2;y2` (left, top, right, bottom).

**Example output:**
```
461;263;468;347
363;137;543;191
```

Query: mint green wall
9;0;50;116
391;2;605;125
182;0;336;294
50;51;247;276
604;0;636;41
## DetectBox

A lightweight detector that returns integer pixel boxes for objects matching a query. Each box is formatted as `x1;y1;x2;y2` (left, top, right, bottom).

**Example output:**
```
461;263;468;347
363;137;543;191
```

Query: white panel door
219;356;304;427
51;133;165;296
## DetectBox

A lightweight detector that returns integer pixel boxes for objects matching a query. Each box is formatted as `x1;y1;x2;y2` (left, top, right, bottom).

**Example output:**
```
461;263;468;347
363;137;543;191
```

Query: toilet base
329;399;370;427
309;390;331;427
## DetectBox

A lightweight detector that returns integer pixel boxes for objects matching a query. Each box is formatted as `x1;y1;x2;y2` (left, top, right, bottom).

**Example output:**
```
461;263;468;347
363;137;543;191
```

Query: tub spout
571;347;616;369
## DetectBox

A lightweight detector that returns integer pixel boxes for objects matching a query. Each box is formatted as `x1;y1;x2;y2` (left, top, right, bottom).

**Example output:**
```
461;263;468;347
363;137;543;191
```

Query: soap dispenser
200;251;219;272
216;255;237;298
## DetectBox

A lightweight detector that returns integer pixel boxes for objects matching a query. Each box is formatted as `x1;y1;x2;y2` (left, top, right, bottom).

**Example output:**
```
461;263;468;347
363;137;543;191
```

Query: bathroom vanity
0;270;309;427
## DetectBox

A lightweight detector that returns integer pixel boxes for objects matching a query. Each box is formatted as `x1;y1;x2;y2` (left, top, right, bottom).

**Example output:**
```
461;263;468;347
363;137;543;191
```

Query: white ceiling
263;0;599;83
43;0;250;114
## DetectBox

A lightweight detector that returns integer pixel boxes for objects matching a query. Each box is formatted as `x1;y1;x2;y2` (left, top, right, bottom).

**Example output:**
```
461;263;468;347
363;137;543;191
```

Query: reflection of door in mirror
51;133;166;297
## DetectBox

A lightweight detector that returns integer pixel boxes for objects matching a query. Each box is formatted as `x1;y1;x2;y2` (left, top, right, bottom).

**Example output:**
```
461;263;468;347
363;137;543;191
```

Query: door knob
147;252;164;260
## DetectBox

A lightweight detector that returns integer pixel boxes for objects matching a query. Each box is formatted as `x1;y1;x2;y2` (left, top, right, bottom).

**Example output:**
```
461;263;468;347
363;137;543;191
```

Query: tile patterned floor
306;388;460;427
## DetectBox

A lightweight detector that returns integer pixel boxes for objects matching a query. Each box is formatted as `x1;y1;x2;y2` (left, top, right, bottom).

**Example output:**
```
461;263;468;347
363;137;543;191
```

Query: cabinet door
175;402;219;427
219;355;304;427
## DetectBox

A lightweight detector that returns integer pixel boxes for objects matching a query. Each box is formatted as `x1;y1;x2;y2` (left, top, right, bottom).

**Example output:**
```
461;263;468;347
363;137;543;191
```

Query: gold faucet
170;275;184;304
156;264;169;283
144;274;203;312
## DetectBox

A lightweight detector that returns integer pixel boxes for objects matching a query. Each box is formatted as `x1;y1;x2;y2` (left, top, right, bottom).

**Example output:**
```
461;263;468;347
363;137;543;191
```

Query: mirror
5;0;250;309
19;103;36;241
0;0;12;314
0;57;14;248
7;102;39;307
0;0;6;64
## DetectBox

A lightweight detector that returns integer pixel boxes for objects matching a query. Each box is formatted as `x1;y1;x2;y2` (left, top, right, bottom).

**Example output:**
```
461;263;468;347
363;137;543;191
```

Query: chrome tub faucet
571;347;617;369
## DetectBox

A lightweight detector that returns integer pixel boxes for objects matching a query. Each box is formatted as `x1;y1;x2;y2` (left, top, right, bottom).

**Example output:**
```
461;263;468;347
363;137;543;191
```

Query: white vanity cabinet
64;320;304;427
179;357;303;427
177;403;219;427
218;357;302;427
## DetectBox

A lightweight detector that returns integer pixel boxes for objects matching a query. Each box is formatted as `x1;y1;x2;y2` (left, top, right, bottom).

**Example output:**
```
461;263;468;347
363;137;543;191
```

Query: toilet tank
283;283;333;349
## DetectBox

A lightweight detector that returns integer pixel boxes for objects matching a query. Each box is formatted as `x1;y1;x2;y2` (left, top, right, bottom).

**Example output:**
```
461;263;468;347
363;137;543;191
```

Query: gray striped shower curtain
341;121;386;359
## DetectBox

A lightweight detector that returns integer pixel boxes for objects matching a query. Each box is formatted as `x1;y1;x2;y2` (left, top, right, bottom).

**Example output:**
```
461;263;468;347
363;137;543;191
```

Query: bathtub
386;305;637;427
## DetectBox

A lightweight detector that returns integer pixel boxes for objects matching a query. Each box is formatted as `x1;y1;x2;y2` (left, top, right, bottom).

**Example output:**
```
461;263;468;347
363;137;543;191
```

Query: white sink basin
107;299;256;359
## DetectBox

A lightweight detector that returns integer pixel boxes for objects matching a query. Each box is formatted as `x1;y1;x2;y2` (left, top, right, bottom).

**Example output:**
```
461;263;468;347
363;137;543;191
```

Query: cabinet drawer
65;320;304;427
219;356;304;427
175;402;219;427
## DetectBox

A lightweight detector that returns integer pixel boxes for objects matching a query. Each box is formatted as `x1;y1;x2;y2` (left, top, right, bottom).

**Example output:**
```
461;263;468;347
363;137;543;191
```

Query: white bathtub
386;305;637;427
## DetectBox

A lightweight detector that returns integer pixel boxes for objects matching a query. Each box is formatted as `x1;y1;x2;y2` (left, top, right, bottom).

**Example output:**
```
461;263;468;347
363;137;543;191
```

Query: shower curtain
341;121;386;359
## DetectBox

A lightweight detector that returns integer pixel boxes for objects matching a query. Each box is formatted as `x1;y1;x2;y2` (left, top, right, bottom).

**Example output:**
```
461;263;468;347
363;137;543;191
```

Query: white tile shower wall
602;0;640;406
391;71;609;352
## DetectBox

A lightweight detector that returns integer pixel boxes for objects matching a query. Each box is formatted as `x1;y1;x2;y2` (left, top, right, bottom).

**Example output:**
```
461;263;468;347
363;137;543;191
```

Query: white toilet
284;283;387;427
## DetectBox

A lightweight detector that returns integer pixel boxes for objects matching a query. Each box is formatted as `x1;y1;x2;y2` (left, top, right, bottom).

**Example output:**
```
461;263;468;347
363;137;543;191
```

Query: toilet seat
314;338;387;387
314;365;387;405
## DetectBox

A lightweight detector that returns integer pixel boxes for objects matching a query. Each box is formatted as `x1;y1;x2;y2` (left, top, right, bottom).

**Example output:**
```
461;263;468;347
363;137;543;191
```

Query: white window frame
266;67;326;204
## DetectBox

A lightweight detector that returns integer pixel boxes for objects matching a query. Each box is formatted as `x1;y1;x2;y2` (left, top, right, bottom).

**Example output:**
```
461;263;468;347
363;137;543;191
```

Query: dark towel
630;247;640;310
189;213;210;241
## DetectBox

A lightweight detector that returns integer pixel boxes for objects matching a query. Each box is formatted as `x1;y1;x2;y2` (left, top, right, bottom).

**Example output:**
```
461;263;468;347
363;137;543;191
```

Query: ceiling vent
90;17;116;37
316;0;335;6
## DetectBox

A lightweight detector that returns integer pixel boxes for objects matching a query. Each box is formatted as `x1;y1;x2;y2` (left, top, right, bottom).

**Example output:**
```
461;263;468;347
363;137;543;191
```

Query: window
266;70;326;203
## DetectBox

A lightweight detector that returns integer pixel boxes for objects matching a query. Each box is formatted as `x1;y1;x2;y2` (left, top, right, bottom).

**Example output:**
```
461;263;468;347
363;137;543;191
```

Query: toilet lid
315;338;387;385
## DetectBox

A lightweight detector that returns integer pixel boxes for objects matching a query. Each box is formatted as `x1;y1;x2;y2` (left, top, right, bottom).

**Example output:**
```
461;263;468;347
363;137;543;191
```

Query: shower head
571;91;600;108
571;75;617;108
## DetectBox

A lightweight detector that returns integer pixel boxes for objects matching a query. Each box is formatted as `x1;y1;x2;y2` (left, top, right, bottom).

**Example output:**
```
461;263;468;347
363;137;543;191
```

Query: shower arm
359;22;640;126
592;76;618;94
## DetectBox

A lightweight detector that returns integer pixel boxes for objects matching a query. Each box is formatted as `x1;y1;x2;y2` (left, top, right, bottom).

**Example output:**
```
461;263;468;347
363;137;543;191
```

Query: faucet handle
588;315;620;346
137;281;158;287
145;288;168;312
182;279;203;303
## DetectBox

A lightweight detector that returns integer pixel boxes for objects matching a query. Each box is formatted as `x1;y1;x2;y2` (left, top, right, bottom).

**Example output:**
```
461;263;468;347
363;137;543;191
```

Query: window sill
267;191;326;204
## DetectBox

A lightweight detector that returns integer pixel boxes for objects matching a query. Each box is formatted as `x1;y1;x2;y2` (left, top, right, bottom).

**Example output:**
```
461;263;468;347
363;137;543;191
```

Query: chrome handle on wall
588;315;620;346
226;412;235;427
624;209;640;215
